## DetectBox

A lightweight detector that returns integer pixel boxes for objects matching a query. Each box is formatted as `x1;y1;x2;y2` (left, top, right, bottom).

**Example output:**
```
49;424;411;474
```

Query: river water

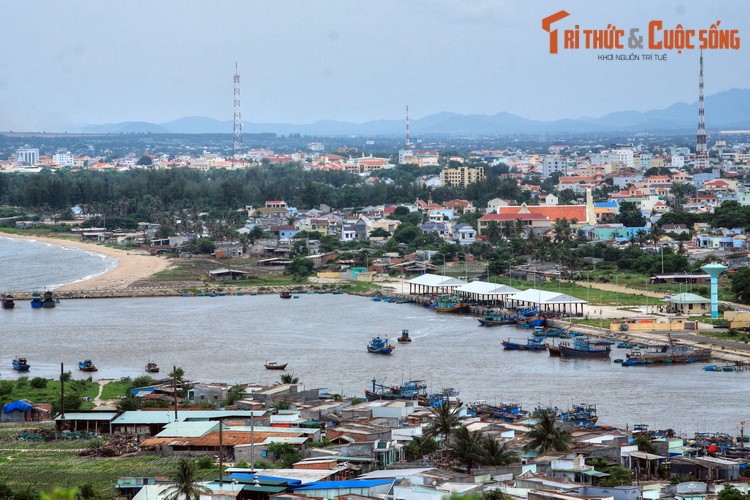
0;236;116;291
1;294;746;436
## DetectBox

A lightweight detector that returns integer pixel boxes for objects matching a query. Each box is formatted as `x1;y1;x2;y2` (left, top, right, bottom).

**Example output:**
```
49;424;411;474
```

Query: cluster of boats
500;326;712;366
366;330;412;355
9;358;161;374
478;307;545;328
371;296;414;304
2;291;58;309
365;378;460;407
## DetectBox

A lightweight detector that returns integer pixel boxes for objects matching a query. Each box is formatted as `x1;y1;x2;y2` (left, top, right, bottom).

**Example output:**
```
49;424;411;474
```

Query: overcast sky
2;1;748;131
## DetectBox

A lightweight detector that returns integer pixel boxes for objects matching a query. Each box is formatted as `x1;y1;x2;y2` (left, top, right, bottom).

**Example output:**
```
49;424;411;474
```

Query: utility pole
172;366;178;422
219;419;224;487
60;363;65;421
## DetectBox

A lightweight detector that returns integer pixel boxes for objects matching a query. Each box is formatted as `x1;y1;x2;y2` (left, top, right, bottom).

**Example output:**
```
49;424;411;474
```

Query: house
1;400;51;422
208;269;251;281
663;293;711;315
419;222;448;237
453;223;477;245
661;224;690;236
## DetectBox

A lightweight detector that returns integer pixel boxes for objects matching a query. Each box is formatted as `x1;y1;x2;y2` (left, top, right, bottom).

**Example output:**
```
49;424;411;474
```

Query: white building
16;148;39;166
610;148;634;168
541;155;569;178
52;151;75;167
671;155;685;168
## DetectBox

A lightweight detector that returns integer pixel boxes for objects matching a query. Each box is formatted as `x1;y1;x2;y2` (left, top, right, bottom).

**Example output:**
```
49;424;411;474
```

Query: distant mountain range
73;88;750;136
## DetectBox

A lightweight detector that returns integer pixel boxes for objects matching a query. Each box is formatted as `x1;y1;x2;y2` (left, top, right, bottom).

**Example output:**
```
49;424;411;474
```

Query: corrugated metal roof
112;410;260;425
261;436;309;445
155;421;221;438
510;288;587;305
54;412;118;421
456;281;520;295
293;479;392;490
406;273;466;287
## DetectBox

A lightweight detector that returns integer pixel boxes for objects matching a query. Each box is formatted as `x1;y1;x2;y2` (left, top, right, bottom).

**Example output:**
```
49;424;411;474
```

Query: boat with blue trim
558;338;611;358
78;359;98;372
365;378;427;401
12;357;30;372
367;336;395;355
478;311;517;326
502;337;548;351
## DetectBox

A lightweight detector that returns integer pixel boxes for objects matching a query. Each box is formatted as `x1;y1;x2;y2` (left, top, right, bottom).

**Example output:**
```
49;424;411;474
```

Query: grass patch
0;378;99;409
339;281;380;293
695;330;750;343
99;380;132;400
0;226;73;235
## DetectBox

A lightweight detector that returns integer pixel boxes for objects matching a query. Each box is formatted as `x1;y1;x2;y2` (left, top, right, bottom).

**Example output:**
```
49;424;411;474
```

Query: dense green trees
523;410;571;454
730;268;750;304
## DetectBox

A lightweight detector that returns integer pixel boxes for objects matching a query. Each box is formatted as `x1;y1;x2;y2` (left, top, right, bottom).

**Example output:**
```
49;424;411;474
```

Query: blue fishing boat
617;341;634;349
365;378;427;401
502;337;548;351
532;327;567;337
78;359;98;372
371;297;382;302
518;316;545;328
12;357;30;372
367;336;394;355
558;338;611;358
431;294;466;313
30;292;43;308
517;307;539;317
478;311;517;326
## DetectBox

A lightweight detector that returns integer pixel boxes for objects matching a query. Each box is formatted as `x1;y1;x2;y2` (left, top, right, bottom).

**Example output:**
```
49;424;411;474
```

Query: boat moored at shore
78;359;98;372
1;294;15;309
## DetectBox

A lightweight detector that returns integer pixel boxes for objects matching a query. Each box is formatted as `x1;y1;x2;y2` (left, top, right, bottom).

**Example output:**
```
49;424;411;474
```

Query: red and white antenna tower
405;105;411;149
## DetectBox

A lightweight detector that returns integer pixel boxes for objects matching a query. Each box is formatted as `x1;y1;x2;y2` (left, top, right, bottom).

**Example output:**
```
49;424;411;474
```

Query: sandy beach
0;233;173;292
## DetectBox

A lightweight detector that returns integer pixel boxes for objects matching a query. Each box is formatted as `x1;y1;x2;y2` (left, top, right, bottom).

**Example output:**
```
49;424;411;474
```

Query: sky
2;0;749;131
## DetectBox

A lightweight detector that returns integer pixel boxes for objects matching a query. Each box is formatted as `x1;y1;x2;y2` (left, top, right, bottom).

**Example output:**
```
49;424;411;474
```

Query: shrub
196;455;214;469
30;377;48;389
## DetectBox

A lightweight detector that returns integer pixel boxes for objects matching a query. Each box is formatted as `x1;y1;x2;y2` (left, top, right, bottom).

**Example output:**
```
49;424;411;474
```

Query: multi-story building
15;148;39;166
541;155;569;178
52;151;75;167
439;166;484;188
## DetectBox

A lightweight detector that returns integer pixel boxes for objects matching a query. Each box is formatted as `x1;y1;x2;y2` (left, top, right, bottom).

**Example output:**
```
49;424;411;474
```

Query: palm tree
279;373;299;384
634;433;657;454
448;426;486;474
481;435;518;466
425;401;461;446
523;410;571;454
163;458;209;500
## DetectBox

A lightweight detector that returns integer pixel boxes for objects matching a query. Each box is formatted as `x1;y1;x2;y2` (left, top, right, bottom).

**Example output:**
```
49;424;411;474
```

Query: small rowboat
265;362;288;370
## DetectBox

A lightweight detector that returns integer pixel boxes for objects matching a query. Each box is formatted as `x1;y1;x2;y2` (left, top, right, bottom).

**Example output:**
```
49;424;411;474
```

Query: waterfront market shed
406;273;466;295
662;293;711;315
455;281;520;305
507;288;588;316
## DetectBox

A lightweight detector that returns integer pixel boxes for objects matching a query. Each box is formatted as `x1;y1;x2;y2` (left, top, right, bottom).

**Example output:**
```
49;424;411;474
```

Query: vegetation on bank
0;377;98;412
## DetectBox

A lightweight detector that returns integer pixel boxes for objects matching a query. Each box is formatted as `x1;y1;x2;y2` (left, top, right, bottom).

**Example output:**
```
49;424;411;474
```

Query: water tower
700;262;727;319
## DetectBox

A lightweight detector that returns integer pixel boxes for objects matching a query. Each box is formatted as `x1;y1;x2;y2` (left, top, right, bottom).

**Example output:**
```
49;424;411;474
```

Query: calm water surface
0;236;116;291
1;294;746;435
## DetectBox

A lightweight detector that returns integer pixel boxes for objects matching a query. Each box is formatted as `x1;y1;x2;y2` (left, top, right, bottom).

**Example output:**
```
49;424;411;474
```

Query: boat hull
558;344;610;358
548;345;561;356
478;318;516;326
265;363;288;370
502;340;547;351
367;347;395;355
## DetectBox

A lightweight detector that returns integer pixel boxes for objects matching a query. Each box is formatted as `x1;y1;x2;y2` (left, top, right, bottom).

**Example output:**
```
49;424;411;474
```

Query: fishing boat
478;311;517;326
624;334;711;365
42;291;57;308
279;291;292;299
617;341;634;349
264;361;288;370
419;387;461;407
431;294;466;313
78;359;98;372
145;362;160;373
532;327;567;337
367;336;394;355
548;344;561;356
502;337;548;351
397;329;412;343
558;338;611;358
1;294;15;309
517;315;545;328
30;292;43;308
12;357;30;372
365;378;427;401
469;401;529;422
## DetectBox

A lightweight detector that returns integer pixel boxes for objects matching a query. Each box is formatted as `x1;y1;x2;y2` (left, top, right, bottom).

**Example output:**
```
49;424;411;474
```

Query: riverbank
0;232;173;292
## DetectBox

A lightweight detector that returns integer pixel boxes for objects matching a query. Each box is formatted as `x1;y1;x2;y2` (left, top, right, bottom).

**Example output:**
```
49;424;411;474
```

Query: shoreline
0;232;173;292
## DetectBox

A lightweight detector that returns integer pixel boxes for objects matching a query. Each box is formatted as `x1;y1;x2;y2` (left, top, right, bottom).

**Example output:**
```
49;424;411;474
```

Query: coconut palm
279;373;299;384
447;426;486;474
523;410;571;454
424;401;461;445
163;458;209;500
481;435;518;466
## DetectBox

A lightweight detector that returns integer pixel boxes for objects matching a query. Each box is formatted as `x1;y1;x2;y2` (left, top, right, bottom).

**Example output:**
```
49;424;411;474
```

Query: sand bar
0;232;172;292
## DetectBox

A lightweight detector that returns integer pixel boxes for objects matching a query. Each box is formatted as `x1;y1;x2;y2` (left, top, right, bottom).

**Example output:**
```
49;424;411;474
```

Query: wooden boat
30;292;43;309
367;336;395;355
478;311;517;326
1;294;15;309
12;357;30;372
558;339;611;358
365;378;427;401
397;329;412;343
517;316;545;328
265;362;288;370
624;334;711;365
145;362;160;373
78;359;98;372
279;291;292;299
431;294;466;313
548;344;561;357
502;337;548;351
42;291;57;308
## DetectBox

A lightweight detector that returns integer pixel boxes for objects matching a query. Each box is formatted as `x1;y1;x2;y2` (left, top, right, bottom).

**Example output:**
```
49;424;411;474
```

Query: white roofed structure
406;273;467;294
455;281;520;305
507;288;588;316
